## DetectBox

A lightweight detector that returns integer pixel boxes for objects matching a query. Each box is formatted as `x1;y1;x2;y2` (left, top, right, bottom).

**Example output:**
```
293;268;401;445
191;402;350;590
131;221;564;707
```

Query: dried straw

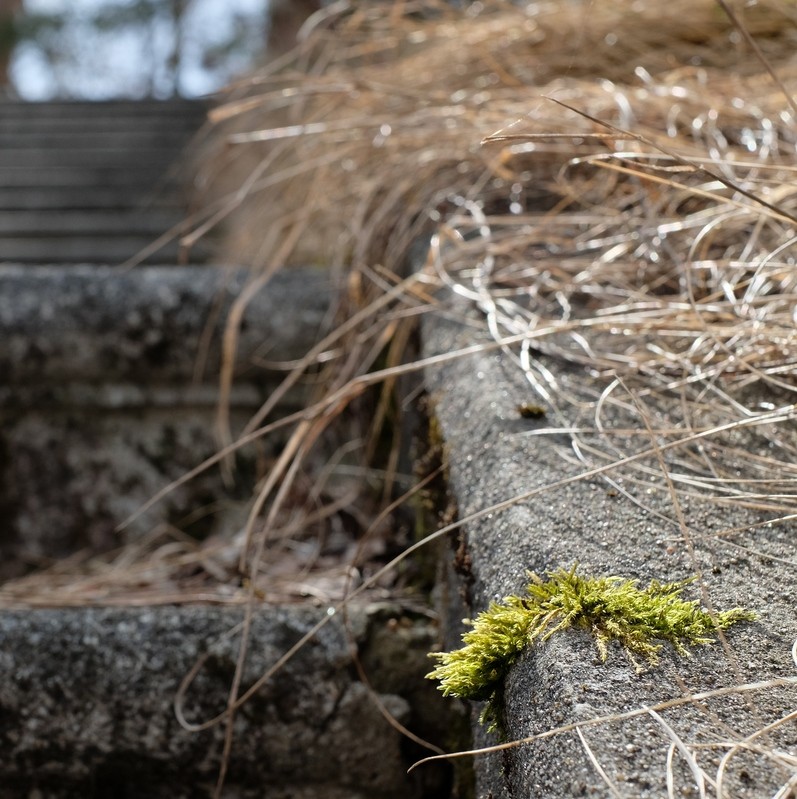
6;0;797;616
6;6;797;797
198;0;797;531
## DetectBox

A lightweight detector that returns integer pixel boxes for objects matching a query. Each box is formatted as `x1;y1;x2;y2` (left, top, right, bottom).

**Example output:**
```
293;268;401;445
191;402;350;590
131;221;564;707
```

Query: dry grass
185;2;797;795
196;0;797;531
6;0;797;605
61;0;797;592
4;1;797;795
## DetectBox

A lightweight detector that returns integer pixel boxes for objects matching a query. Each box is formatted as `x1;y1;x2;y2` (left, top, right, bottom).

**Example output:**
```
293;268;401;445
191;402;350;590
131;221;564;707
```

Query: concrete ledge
0;604;456;799
423;312;797;798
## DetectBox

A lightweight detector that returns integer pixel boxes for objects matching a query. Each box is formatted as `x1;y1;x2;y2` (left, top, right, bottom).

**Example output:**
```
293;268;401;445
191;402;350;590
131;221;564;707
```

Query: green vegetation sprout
427;566;755;729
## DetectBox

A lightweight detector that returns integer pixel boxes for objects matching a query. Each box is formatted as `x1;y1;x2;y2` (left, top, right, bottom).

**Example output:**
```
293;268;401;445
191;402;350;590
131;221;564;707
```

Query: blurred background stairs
0;98;209;264
0;4;427;795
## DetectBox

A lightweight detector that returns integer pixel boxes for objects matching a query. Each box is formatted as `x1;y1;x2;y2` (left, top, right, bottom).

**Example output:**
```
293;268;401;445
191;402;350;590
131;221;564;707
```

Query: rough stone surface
0;266;333;574
423;310;797;799
0;603;456;799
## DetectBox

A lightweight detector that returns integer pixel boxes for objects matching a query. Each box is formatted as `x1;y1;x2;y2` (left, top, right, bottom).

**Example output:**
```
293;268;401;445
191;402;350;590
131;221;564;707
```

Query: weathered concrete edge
422;310;797;798
0;264;333;390
0;603;458;799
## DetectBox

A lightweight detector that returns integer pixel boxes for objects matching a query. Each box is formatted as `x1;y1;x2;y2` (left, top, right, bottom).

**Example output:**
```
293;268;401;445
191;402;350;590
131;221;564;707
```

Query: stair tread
0;187;184;210
0;99;208;116
0;234;211;259
0;132;200;148
0;209;187;234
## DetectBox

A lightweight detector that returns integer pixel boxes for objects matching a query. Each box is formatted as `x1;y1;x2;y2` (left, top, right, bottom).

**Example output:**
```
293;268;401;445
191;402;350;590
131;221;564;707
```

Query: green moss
427;565;755;730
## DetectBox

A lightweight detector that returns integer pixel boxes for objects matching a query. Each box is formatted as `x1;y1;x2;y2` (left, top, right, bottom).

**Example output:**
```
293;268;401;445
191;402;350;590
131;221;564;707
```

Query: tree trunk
267;0;322;59
0;0;22;89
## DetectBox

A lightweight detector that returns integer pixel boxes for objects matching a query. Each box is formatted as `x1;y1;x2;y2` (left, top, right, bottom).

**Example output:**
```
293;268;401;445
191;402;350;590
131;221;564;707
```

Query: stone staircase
0;99;247;573
3;99;795;799
0;100;457;798
10;2;796;790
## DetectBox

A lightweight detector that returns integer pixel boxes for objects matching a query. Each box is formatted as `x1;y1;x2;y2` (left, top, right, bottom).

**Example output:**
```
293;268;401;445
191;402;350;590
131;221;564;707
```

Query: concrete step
0;99;460;799
0;115;205;134
0;98;206;264
0;130;201;150
0;264;331;384
0;235;209;264
0;209;188;236
0;102;208;145
0;265;333;570
0;604;454;799
0;99;207;119
0;99;457;799
0;165;181;188
0;147;194;169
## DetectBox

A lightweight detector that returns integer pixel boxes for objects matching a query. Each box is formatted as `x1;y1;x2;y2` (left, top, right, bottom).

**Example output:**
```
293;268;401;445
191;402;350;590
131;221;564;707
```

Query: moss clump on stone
427;565;754;729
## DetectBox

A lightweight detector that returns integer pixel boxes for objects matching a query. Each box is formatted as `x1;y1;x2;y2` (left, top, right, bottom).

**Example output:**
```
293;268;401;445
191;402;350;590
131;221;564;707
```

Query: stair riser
0;149;189;168
0;265;331;570
0;132;201;149
0;166;183;187
0;238;206;263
